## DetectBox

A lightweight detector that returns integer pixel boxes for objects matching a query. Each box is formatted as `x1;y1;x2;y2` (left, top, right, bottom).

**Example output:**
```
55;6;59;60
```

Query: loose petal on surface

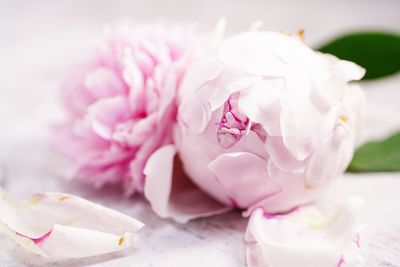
245;197;364;267
0;188;144;259
144;145;230;223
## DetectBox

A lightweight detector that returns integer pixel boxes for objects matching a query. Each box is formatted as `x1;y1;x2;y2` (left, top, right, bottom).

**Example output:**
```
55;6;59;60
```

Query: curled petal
0;188;144;259
245;197;364;267
144;145;230;223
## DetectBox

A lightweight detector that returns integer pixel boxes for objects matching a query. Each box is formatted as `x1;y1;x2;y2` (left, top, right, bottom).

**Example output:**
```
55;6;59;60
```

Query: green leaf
318;32;400;80
347;132;400;172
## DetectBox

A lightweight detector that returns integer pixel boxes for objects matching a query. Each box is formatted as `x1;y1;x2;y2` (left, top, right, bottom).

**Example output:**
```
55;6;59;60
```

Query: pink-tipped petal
0;189;143;259
245;197;364;267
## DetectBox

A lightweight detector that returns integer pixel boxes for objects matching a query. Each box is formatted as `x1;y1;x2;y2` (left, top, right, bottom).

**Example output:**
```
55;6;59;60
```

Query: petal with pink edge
144;145;230;223
0;188;144;259
245;197;363;267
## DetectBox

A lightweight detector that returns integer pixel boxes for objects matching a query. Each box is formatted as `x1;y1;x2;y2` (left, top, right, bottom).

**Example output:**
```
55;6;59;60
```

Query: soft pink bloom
55;22;194;195
144;29;365;222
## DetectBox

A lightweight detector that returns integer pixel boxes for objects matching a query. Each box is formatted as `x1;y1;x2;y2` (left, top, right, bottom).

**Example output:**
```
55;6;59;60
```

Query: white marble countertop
0;0;399;266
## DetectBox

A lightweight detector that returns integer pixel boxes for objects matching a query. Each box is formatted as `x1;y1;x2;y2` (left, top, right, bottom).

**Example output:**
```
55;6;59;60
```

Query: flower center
217;95;268;148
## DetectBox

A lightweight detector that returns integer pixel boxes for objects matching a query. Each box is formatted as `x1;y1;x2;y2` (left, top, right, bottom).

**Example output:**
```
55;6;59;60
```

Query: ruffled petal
0;188;144;259
143;145;230;223
87;96;130;140
245;197;363;267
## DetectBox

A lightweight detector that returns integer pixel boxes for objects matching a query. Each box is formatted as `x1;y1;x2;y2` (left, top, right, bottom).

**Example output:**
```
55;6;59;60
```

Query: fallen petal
245;196;364;267
0;188;144;259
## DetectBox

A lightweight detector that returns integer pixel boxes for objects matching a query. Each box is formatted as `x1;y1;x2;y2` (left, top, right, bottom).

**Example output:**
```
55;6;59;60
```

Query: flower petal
0;188;144;259
208;152;281;208
280;75;338;160
144;145;230;223
238;79;283;136
84;67;127;99
306;124;353;188
266;136;306;173
245;160;314;215
198;70;262;112
245;197;363;267
87;96;130;140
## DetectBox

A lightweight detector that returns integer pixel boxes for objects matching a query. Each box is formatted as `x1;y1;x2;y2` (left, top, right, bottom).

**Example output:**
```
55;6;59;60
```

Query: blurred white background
0;1;399;266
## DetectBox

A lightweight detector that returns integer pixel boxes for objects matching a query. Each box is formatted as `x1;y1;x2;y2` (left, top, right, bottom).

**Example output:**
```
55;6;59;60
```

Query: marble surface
0;0;400;266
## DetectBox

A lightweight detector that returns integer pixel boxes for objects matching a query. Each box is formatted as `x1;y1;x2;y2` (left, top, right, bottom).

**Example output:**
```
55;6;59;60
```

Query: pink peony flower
144;29;365;222
55;22;195;195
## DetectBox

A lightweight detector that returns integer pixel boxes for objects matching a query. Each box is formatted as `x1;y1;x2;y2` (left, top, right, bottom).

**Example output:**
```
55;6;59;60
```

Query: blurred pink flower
144;29;366;222
55;22;194;195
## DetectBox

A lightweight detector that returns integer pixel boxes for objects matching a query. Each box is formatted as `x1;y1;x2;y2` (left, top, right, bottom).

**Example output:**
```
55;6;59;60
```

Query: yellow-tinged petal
245;197;364;267
0;188;144;259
